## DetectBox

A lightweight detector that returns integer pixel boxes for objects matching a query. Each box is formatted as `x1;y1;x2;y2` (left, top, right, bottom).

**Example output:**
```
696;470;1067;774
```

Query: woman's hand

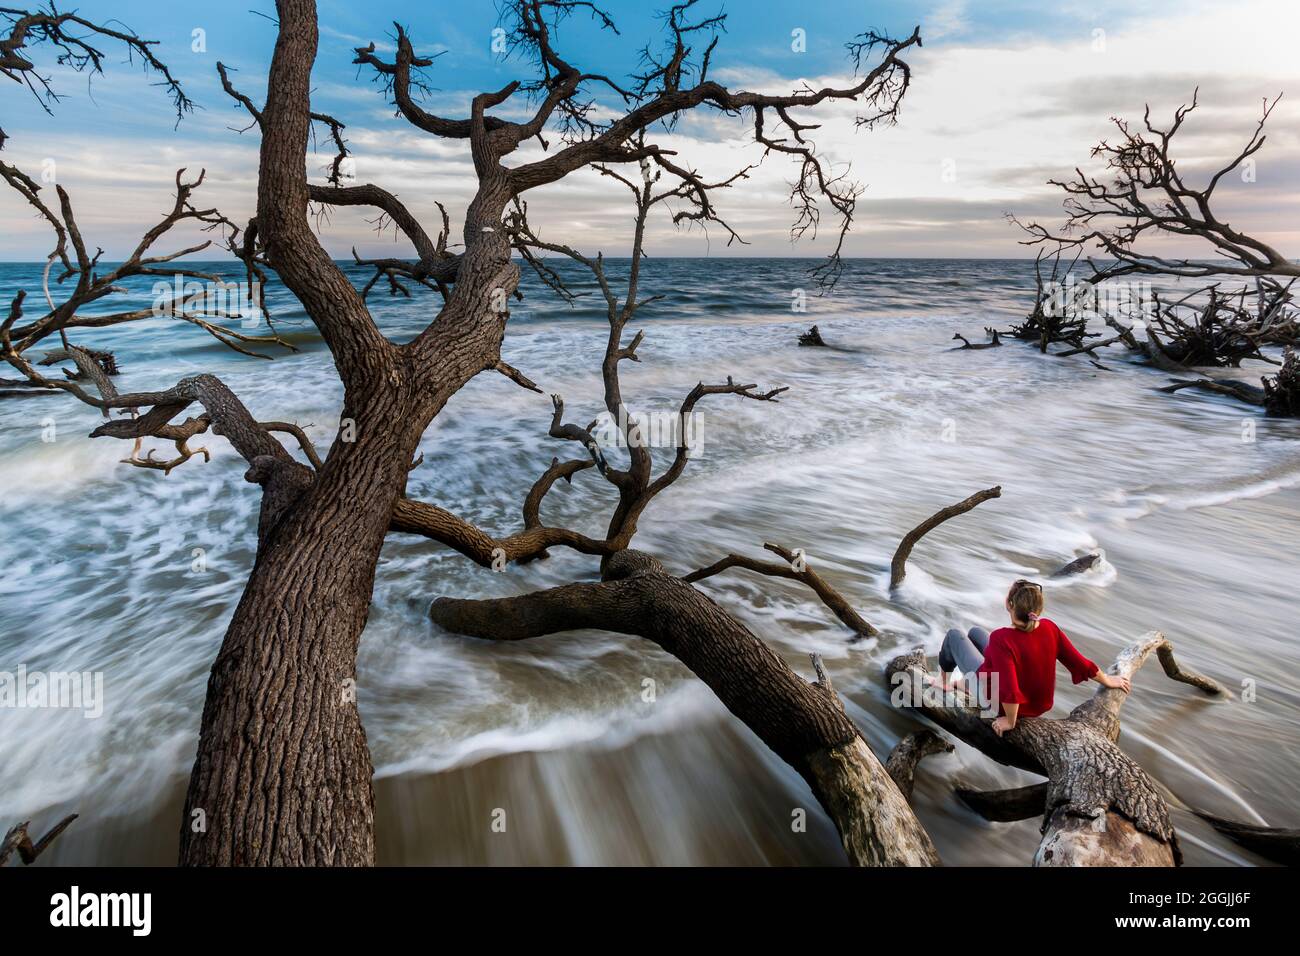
1096;672;1132;692
991;716;1016;736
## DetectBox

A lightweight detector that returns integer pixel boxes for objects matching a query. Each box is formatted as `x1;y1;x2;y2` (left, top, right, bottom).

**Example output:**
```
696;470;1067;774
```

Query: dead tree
1014;91;1298;282
1147;283;1290;367
427;113;935;866
997;249;1095;352
0;3;191;151
1004;93;1300;414
1069;280;1299;370
886;632;1228;866
3;0;926;865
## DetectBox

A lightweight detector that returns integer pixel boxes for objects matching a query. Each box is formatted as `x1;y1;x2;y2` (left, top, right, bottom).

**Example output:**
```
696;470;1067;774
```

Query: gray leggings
939;626;990;675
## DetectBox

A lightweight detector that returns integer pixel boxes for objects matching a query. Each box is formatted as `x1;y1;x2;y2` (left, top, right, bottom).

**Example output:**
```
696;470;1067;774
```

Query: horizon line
0;254;1251;265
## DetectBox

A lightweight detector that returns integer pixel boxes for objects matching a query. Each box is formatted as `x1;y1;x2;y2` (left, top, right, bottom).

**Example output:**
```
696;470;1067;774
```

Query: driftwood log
799;325;826;347
885;631;1227;866
951;328;1002;350
890;485;1001;590
0;814;77;866
1161;346;1300;417
1190;812;1300;866
431;550;938;866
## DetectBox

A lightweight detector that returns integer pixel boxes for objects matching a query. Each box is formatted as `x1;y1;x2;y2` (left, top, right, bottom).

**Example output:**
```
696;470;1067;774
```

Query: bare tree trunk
430;550;940;866
177;0;524;865
181;391;419;865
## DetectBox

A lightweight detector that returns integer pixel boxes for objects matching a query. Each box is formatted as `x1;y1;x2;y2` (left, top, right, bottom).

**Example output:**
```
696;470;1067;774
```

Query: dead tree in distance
0;3;191;151
996;92;1300;413
1014;90;1298;282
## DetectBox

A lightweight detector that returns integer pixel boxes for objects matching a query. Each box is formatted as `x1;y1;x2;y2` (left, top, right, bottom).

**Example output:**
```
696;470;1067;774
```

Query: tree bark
180;388;421;865
178;0;519;865
885;631;1226;866
430;550;940;866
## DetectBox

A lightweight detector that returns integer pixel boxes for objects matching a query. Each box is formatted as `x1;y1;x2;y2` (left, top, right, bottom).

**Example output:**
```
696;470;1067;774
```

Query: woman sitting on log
938;579;1131;735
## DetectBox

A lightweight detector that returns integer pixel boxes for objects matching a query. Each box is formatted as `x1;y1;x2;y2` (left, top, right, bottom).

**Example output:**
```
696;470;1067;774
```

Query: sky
2;0;1298;261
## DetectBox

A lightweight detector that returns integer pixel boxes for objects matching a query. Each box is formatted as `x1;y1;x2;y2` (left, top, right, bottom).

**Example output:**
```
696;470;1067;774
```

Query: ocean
1;257;1296;865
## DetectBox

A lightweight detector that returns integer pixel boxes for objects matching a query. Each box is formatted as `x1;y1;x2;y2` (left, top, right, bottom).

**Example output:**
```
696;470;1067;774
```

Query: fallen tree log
1189;811;1300;866
0;814;77;866
1160;347;1300;417
1159;377;1267;405
431;549;939;867
951;328;1003;350
885;631;1227;866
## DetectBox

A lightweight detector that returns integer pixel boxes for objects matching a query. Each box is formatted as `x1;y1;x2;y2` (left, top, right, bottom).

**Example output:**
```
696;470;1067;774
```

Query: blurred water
1;258;1296;866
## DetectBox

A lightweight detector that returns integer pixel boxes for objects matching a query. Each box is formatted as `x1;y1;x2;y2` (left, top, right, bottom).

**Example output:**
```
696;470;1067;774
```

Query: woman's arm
983;635;1025;734
1054;623;1116;686
1091;670;1131;692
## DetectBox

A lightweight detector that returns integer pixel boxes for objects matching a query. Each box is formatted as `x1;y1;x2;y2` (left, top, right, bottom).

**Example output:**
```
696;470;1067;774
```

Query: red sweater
977;618;1098;718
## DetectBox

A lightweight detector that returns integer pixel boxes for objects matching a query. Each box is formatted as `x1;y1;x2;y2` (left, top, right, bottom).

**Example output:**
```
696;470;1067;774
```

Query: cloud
925;0;969;41
1;0;1296;261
